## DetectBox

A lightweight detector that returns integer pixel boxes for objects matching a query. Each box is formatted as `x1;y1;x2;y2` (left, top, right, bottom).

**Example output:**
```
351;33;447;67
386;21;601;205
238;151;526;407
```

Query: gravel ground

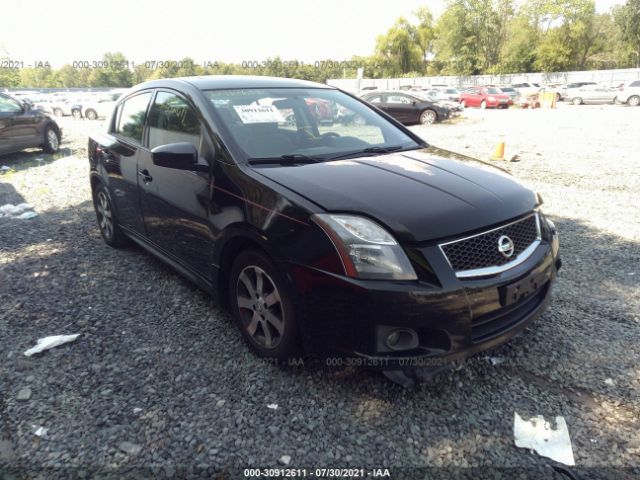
1;108;639;479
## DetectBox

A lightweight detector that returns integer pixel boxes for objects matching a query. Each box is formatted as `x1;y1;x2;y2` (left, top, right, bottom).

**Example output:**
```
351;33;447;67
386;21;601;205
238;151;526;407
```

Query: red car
460;87;512;109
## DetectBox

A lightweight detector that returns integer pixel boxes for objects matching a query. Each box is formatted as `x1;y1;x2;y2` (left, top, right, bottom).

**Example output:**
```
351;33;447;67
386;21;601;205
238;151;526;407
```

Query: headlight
488;96;496;102
312;214;417;280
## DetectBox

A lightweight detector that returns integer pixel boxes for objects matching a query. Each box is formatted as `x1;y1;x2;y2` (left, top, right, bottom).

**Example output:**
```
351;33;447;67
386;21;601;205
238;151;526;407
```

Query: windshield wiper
248;154;323;165
326;145;421;161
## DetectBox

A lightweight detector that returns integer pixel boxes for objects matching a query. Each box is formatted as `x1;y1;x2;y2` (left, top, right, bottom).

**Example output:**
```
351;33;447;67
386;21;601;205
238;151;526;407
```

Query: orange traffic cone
492;142;505;160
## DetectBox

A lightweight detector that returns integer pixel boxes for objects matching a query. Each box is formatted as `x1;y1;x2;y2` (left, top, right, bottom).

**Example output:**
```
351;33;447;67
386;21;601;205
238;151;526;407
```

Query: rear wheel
628;95;640;107
419;109;437;125
480;100;487;109
571;97;583;105
53;108;63;117
42;126;60;153
72;109;82;119
92;184;130;247
85;109;98;120
229;249;300;359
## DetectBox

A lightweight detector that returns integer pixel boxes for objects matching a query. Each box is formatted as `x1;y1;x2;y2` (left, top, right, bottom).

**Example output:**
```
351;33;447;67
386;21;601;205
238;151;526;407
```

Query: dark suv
0;93;61;156
89;76;561;383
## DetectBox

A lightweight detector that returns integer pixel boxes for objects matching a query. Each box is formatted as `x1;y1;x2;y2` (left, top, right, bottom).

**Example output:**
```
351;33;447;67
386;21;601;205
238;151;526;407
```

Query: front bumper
286;238;560;370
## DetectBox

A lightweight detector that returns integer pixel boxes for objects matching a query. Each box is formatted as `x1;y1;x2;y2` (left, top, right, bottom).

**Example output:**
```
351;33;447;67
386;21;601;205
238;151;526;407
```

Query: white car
73;92;122;120
566;85;618;105
511;82;541;98
615;80;640;106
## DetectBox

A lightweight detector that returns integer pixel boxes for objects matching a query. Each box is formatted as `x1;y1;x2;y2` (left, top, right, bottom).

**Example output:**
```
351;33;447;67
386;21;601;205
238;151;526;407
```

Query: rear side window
116;92;152;144
147;92;201;150
630;81;640;87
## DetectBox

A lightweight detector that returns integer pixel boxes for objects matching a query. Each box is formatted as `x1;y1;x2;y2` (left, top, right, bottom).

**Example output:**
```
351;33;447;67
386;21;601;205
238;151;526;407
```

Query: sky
1;0;626;68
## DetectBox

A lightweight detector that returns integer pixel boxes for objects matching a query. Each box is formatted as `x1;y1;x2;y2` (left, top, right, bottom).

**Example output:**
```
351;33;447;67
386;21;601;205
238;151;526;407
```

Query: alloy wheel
47;129;59;151
420;110;437;125
629;96;640;107
236;266;284;349
96;191;113;240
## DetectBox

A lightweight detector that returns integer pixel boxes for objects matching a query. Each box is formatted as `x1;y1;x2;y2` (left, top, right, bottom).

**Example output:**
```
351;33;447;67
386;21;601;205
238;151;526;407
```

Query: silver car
566;85;618;105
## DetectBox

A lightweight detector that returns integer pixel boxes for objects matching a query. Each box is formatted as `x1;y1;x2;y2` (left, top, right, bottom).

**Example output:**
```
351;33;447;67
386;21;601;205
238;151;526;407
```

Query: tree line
1;0;639;88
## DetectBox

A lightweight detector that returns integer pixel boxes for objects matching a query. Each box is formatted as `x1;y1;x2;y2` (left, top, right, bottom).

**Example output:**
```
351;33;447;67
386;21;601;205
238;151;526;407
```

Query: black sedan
89;76;560;383
360;91;452;125
0;93;62;156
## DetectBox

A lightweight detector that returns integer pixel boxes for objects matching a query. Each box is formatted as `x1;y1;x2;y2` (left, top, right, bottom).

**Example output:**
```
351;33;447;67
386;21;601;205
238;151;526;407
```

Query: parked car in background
414;90;464;112
559;82;597;100
615;80;640;106
460;86;512;109
0;92;62;156
72;92;122;120
567;85;618;105
497;86;519;102
361;91;451;124
88;76;560;377
511;82;541;97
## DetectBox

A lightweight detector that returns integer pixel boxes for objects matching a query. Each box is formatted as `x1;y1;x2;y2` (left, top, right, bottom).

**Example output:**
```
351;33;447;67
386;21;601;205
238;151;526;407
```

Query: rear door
103;91;153;234
137;89;215;276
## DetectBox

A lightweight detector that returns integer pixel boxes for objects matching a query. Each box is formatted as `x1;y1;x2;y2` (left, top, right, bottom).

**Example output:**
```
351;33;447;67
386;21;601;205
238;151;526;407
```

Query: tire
571;97;583;105
53;108;63;117
92;183;131;248
85;109;98;120
419;109;437;125
42;125;60;153
555;93;560;101
627;95;640;107
229;249;300;360
460;100;466;108
72;109;82;119
480;100;487;109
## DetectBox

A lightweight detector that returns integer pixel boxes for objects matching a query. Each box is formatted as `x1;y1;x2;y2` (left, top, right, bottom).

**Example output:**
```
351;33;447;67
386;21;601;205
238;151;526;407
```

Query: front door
0;94;40;154
137;90;215;277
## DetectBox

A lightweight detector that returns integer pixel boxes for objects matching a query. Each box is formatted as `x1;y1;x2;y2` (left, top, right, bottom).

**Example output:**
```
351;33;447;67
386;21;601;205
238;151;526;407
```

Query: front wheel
419;109;437;125
480;100;487;109
229;249;300;359
42;126;60;153
53;108;63;117
72;109;82;119
628;95;640;107
85;109;98;120
572;97;583;105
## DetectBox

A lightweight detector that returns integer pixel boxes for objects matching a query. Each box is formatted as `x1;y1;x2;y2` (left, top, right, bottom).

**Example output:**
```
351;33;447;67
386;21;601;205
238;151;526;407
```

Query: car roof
134;75;332;91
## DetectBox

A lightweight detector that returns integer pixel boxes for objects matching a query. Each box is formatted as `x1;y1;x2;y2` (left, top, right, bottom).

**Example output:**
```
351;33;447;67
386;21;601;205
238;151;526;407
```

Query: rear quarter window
115;92;152;144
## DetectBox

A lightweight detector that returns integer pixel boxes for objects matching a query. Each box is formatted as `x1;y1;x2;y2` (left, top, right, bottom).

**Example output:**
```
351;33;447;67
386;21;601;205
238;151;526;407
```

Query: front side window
0;95;23;114
204;88;420;160
629;81;640;87
386;95;411;104
147;92;201;150
116;92;152;144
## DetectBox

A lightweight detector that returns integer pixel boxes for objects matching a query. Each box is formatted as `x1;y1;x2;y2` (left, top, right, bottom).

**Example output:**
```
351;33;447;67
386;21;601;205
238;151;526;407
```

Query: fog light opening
386;328;419;351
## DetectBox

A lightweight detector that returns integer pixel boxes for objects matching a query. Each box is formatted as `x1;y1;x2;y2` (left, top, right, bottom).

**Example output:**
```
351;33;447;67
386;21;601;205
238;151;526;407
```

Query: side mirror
21;99;33;111
151;142;208;172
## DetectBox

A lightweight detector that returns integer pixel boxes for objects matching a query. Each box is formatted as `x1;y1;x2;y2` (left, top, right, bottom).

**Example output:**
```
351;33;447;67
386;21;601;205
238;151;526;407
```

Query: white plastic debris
604;378;615;386
16;211;38;220
514;412;575;466
267;403;278;410
32;426;48;437
486;356;505;366
0;165;10;171
24;334;81;357
279;454;291;466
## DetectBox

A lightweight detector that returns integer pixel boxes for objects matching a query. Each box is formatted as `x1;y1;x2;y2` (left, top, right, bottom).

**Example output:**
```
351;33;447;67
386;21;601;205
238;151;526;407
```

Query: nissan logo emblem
498;235;515;258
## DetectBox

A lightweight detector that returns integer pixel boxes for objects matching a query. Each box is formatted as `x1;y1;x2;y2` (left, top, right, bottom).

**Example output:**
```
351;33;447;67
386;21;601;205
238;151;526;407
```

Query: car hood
255;146;538;243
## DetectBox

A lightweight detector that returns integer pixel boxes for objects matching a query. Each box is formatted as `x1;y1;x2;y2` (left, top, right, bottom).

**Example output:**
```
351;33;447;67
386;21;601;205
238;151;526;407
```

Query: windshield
500;87;514;92
486;87;501;94
204;88;421;161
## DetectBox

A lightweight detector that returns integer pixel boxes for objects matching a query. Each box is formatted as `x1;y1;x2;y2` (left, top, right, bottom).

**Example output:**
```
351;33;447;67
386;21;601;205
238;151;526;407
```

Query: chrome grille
440;214;540;278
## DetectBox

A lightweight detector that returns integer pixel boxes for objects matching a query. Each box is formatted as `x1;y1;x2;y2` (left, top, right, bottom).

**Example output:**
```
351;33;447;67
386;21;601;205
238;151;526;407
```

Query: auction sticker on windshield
233;105;285;123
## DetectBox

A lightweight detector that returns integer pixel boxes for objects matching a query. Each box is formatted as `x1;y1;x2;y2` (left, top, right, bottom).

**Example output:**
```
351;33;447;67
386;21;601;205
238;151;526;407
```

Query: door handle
137;169;153;183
